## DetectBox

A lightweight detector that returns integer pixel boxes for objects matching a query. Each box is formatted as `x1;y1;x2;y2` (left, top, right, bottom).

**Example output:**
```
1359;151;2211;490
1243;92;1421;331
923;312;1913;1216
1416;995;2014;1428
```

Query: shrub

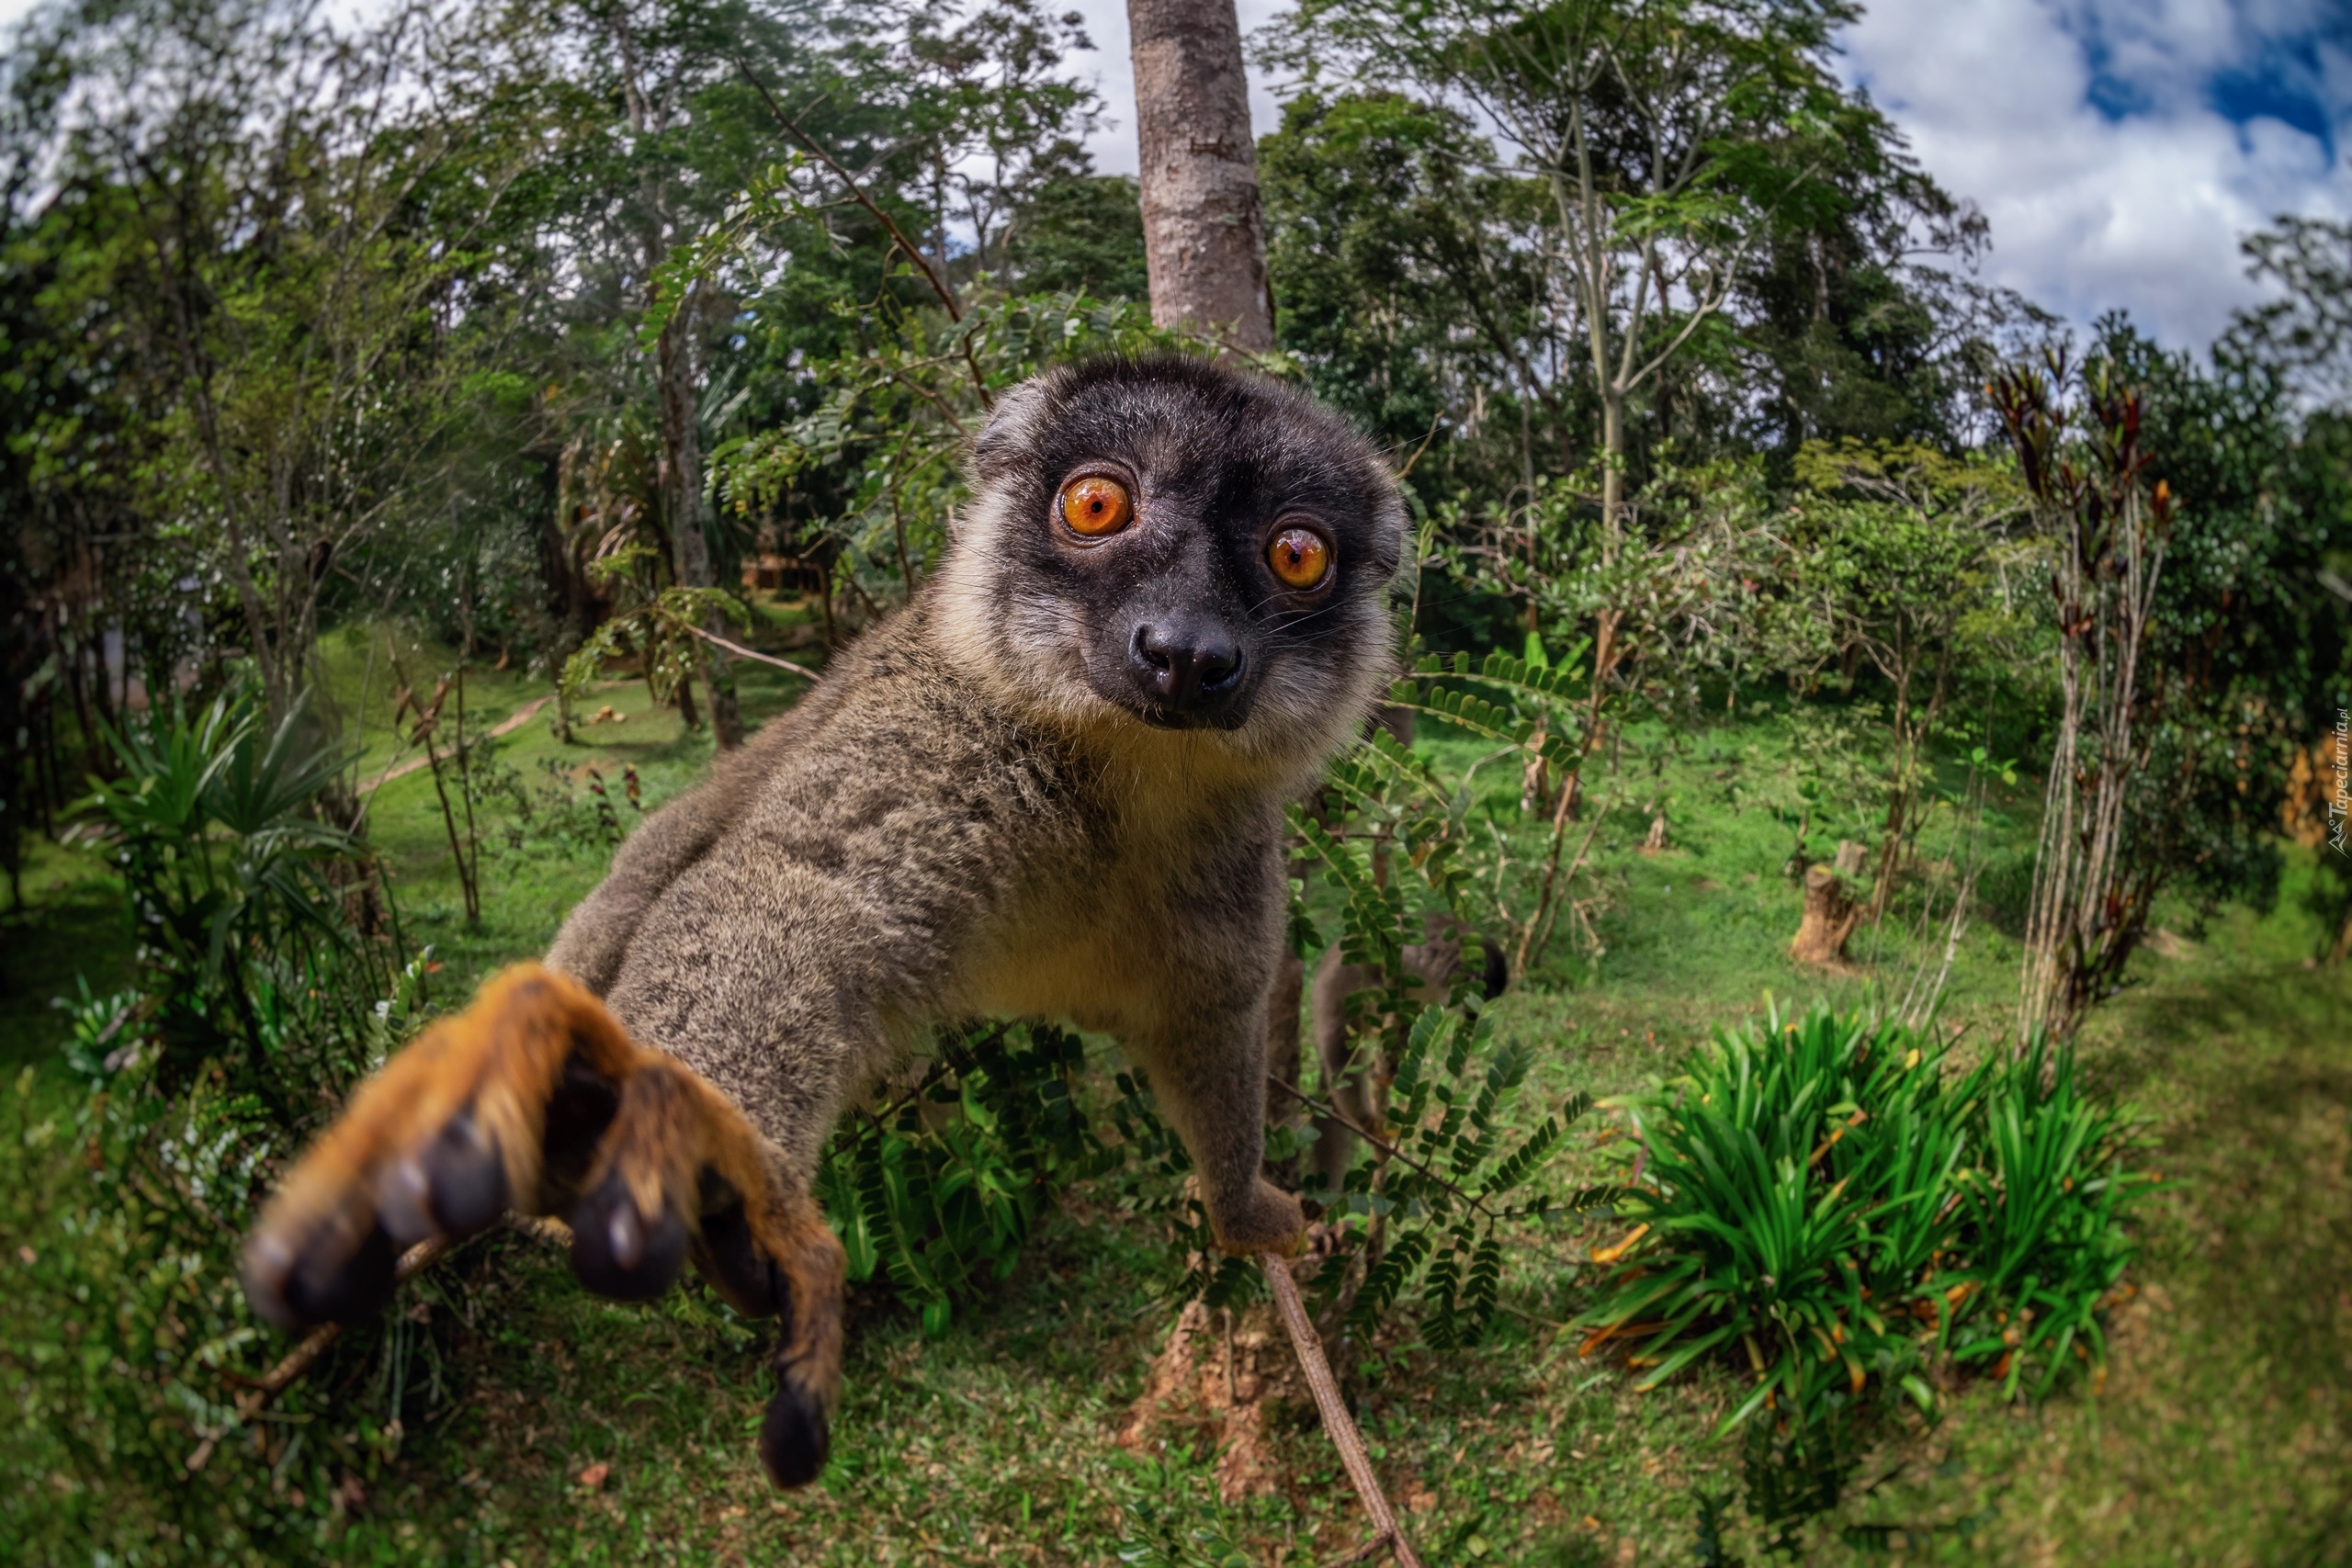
1317;1003;1604;1348
820;1021;1121;1335
1577;1004;2153;1430
81;691;409;1111
1;953;444;1564
1;692;435;1562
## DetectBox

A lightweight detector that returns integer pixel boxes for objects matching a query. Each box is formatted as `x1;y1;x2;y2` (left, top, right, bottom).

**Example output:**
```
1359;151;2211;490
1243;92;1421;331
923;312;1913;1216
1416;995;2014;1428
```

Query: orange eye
1268;526;1331;589
1060;475;1133;536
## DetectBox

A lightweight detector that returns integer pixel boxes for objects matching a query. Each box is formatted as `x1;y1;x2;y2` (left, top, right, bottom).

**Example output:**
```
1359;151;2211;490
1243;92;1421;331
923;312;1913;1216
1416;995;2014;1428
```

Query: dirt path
357;695;551;795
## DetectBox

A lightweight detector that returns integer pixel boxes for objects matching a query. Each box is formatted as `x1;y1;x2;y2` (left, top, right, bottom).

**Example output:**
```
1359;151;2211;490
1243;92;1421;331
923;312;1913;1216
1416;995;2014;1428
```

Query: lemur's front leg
1126;996;1307;1258
240;965;843;1488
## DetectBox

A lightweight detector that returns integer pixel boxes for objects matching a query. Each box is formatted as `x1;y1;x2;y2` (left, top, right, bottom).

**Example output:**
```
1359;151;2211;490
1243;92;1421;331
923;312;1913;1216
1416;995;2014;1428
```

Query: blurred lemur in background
1307;914;1509;1193
243;355;1410;1490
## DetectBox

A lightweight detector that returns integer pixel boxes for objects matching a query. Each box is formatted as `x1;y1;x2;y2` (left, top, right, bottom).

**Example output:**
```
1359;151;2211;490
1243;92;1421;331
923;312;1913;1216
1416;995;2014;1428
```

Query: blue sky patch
2062;0;2346;163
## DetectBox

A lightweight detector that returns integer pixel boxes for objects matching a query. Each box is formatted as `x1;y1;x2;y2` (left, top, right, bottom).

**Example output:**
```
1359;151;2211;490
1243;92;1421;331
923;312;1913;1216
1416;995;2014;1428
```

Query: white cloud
13;0;2338;348
1843;0;2350;346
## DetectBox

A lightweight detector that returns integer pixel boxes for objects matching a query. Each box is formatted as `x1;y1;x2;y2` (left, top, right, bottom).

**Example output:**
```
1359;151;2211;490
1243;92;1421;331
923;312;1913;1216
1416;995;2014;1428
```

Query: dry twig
187;1237;448;1472
1259;1252;1426;1568
678;621;825;682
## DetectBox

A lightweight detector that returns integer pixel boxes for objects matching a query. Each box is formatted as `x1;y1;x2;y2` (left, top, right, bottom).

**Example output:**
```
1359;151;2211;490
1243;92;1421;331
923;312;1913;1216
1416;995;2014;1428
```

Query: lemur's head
933;355;1405;784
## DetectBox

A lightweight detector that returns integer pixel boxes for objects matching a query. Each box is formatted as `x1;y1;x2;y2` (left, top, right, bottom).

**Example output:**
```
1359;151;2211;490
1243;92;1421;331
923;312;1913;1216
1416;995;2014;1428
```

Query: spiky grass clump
1578;1004;2153;1430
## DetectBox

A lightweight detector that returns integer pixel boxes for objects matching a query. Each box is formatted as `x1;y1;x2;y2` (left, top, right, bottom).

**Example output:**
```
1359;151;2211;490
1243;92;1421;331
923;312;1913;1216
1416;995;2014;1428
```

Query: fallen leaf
577;1461;609;1490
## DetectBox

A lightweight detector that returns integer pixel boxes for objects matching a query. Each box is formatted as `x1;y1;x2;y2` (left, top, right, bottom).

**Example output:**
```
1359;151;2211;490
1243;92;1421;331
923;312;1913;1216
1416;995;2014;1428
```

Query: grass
2;660;2347;1564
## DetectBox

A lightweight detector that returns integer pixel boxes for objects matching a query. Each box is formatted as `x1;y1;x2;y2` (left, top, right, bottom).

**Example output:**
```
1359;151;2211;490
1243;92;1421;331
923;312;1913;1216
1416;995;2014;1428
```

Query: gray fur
546;355;1405;1249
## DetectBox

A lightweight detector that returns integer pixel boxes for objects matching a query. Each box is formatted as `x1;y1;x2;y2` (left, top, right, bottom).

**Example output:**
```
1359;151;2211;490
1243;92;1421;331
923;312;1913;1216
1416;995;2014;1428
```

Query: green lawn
2;676;2346;1565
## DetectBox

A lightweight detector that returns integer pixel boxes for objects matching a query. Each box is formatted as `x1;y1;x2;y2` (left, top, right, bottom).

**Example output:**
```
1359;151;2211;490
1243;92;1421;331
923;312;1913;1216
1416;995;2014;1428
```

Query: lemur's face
937;356;1405;774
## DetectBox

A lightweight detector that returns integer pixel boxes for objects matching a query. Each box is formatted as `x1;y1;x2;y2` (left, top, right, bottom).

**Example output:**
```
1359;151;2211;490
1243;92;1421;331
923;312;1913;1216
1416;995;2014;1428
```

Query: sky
1063;0;2352;350
4;0;2343;348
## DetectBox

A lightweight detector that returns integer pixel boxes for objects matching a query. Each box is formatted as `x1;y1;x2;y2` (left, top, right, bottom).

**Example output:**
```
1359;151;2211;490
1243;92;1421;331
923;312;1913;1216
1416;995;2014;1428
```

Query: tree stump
1116;1291;1316;1502
1642;813;1668;853
1791;864;1861;966
1833;839;1868;878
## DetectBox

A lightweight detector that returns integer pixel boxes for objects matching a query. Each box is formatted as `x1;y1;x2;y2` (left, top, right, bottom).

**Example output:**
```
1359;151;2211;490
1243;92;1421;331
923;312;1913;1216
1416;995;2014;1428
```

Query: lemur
1306;915;1508;1193
242;355;1408;1490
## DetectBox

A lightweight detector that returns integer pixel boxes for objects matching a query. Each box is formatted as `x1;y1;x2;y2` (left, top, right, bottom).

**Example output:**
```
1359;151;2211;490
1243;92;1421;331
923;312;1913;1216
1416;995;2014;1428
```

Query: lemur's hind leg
240;964;843;1488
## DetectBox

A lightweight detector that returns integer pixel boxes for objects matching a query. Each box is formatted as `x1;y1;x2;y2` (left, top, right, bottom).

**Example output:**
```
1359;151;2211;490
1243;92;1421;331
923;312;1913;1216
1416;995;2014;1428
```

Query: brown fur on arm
548;677;847;995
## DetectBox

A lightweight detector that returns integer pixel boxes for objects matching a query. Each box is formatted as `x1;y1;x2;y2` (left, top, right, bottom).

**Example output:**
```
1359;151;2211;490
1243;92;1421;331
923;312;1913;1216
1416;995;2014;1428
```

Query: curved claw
568;1169;689;1302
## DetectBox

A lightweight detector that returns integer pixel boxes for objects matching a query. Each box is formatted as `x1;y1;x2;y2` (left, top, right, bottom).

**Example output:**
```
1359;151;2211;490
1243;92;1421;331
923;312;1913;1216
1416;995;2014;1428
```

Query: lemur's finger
557;1042;846;1489
694;1196;845;1491
371;1108;508;1244
566;1059;707;1301
687;1189;847;1485
691;1191;787;1317
751;1191;846;1490
243;962;846;1488
243;965;637;1332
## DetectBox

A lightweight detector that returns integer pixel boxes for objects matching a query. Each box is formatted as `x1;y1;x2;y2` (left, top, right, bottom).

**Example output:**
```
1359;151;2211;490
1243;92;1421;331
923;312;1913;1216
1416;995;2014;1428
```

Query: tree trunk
1599;388;1624;547
654;291;741;749
1127;0;1273;350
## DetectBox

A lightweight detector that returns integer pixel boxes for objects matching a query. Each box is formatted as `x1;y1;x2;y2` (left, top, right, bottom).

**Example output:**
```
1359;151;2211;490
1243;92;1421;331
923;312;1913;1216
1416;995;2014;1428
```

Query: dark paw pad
423;1112;509;1233
568;1172;687;1302
247;1216;400;1331
759;1381;830;1489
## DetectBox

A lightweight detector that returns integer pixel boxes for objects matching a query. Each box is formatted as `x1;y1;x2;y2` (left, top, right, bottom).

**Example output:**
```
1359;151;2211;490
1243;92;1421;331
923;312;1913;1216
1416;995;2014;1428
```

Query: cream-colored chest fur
956;875;1163;1034
947;750;1272;1036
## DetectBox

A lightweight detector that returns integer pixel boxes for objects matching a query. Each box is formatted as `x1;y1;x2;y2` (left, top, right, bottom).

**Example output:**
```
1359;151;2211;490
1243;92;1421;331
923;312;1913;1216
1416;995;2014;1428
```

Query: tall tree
2221;215;2352;408
1127;0;1273;347
1268;0;1945;690
1259;90;1558;500
587;0;787;748
15;0;536;735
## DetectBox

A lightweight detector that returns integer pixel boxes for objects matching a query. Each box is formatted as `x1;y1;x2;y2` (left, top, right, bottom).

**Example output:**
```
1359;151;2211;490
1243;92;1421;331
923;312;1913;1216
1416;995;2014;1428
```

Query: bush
1577;1004;2153;1430
820;1021;1123;1335
0;692;437;1563
1;955;443;1565
1315;1002;1604;1347
82;691;410;1112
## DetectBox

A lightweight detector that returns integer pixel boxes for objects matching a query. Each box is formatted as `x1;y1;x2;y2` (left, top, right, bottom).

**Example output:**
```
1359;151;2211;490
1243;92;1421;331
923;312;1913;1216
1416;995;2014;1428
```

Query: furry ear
968;375;1059;486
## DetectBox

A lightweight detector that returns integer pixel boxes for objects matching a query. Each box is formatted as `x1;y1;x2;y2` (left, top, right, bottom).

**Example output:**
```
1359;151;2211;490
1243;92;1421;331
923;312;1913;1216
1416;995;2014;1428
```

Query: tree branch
1266;1073;1497;1221
187;1237;448;1472
1261;1253;1427;1568
732;60;962;324
677;620;824;682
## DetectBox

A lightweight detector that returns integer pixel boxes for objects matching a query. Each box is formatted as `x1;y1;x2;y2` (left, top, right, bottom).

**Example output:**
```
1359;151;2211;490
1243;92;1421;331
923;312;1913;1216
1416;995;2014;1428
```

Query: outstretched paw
243;966;612;1330
240;964;846;1488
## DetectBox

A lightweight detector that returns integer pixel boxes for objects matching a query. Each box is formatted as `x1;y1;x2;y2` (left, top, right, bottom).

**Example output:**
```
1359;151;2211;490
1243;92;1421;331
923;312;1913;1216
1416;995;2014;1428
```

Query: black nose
1129;619;1245;714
